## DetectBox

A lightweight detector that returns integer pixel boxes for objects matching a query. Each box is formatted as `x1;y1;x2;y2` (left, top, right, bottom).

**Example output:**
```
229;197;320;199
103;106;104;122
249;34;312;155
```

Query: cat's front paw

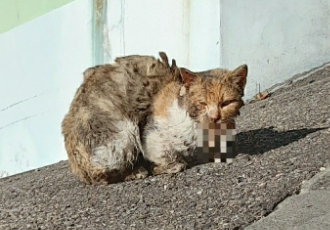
151;162;186;175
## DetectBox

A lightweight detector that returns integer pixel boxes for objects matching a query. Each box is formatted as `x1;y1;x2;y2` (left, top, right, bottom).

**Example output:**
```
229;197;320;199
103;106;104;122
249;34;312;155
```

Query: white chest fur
142;99;197;164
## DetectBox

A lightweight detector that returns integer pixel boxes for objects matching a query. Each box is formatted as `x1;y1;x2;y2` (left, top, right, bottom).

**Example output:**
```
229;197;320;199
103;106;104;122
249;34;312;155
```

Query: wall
105;0;191;66
104;0;221;70
0;0;92;176
220;0;330;98
0;0;76;34
104;0;330;99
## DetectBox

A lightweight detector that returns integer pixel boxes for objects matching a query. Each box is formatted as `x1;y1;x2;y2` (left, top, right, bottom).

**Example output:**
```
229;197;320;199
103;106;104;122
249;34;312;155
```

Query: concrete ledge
246;168;330;230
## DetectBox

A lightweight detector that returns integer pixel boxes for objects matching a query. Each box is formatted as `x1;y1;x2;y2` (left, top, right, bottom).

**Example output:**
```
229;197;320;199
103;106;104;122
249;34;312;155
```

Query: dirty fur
62;52;247;184
143;65;248;175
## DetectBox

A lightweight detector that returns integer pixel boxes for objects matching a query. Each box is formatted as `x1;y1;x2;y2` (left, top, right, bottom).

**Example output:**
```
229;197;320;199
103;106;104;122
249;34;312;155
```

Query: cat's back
63;54;174;129
65;63;127;117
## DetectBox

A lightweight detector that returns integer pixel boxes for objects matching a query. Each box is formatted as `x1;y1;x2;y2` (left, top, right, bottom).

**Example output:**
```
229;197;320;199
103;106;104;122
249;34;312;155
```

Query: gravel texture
1;64;330;230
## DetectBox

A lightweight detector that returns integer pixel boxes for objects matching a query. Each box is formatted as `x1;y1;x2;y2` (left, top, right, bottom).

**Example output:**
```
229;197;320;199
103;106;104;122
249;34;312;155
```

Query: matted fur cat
61;52;247;184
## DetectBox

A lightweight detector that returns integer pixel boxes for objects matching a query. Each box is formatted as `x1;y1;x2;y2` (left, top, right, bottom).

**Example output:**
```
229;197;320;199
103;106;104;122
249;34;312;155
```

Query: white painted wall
220;0;330;98
0;0;92;176
105;0;221;70
188;1;221;70
105;0;330;99
106;0;190;66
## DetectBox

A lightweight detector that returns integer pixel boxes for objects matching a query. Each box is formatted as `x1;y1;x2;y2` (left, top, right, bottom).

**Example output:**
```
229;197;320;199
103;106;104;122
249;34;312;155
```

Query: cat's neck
152;80;185;118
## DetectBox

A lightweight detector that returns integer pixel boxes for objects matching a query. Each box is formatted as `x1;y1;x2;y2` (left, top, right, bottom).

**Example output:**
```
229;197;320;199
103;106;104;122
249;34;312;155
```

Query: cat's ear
179;68;197;85
170;59;178;72
170;59;181;77
228;64;248;90
158;52;170;68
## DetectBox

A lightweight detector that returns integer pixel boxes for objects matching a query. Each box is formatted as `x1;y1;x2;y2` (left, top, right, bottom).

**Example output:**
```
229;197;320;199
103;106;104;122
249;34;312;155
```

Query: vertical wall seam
92;0;107;65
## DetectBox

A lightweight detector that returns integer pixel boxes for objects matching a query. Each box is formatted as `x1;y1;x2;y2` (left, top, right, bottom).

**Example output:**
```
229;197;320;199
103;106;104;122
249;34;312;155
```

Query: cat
62;52;177;184
61;52;247;184
142;65;247;175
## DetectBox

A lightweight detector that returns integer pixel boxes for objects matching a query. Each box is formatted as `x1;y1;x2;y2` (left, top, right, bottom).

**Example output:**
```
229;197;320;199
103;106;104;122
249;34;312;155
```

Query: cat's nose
208;111;220;123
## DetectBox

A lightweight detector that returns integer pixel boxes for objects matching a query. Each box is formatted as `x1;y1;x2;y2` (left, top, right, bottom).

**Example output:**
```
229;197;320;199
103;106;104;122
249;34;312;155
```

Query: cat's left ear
229;64;248;90
179;68;198;86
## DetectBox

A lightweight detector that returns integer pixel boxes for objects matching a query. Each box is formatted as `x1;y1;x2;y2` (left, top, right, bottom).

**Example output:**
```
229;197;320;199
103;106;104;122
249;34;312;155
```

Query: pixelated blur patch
196;122;237;164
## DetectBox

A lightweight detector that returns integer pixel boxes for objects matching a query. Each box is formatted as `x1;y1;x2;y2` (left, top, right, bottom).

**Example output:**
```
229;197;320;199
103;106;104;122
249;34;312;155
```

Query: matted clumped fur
62;52;248;184
62;52;177;184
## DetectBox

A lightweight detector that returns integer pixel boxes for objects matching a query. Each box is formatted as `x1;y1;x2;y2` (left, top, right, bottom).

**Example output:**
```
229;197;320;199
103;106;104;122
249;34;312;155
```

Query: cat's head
178;65;248;124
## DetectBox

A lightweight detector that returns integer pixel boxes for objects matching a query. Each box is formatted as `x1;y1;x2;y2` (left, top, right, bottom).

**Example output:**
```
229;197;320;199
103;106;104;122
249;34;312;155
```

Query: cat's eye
220;100;235;108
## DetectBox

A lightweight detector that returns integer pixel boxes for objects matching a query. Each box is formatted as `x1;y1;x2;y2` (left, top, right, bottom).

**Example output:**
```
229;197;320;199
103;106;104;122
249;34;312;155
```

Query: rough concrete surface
1;63;330;230
246;168;330;230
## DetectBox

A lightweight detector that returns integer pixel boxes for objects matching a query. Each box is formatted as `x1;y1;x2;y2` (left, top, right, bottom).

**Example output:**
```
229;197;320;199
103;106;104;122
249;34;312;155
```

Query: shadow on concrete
236;126;328;155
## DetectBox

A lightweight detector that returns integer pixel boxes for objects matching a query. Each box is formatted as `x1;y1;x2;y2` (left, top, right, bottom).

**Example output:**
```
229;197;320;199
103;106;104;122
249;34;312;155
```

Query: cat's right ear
179;68;197;86
229;64;248;90
170;59;181;78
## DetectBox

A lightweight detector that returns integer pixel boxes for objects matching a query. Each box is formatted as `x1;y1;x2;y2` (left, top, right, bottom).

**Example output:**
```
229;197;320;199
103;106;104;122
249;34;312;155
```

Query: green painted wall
0;0;76;34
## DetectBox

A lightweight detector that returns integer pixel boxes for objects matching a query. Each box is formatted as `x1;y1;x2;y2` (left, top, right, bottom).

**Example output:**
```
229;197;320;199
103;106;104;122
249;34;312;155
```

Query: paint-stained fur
62;52;247;184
